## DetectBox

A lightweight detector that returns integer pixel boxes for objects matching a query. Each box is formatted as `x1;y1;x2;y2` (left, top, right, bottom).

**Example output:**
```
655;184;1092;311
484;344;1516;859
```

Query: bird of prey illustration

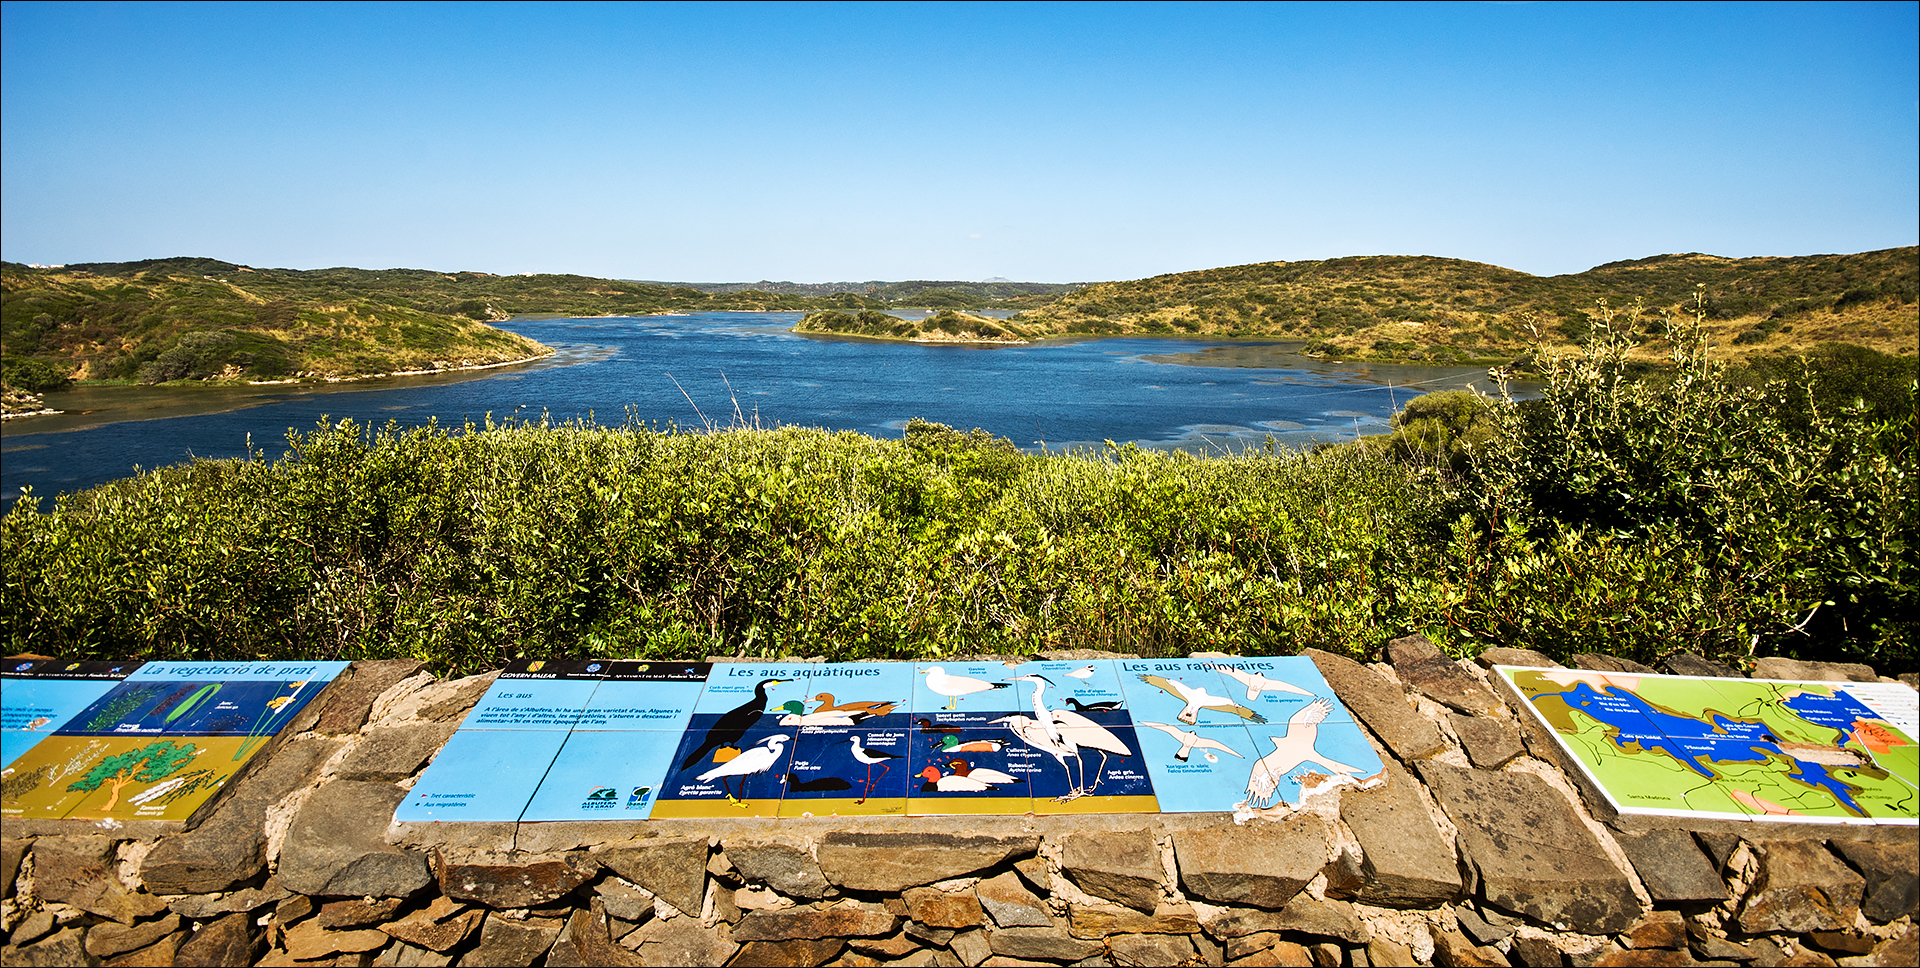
1204;663;1315;702
1138;721;1246;762
679;678;792;772
697;734;789;805
1134;675;1269;725
923;667;1009;710
1241;699;1368;809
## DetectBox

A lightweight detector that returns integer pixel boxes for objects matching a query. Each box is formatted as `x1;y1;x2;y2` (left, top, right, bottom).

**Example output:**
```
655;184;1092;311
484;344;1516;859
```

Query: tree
66;740;198;811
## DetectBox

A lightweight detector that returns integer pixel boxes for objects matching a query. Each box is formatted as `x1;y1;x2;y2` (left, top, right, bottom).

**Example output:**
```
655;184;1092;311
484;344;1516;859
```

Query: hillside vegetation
5;314;1910;676
1002;248;1918;363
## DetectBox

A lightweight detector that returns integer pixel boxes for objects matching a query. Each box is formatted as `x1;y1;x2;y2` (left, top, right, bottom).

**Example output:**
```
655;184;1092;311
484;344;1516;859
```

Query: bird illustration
1064;665;1097;680
1139;721;1246;762
848;734;904;803
680;678;793;772
944;759;1018;785
915;718;963;733
1204;663;1315;702
784;773;853;793
930;735;1010;753
1134;675;1268;725
813;694;903;717
924;667;1009;710
1241;699;1369;810
918;764;1014;792
697;734;789;805
999;675;1136;800
1063;697;1123;714
773;701;874;727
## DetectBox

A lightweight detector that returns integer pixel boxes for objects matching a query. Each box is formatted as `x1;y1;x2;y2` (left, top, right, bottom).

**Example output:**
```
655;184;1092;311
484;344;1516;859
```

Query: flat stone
951;929;992;967
1269;897;1368;944
729;938;847;967
1366;938;1420;967
1614;829;1731;904
1308;941;1344;967
903;887;985;929
379;907;483;952
727;836;833;900
4;927;89;968
1174;815;1326;910
411;673;498;724
317;897;405;929
372;941;454;967
1868;924;1918;968
279;780;431;898
1422;763;1644;934
1305;649;1446;762
1109;933;1197;967
594;876;657;922
1570;654;1658;675
595;836;709;915
1427;927;1507;967
1806;932;1875;955
1385;635;1506;718
1060;829;1163;912
437;850;599;908
283;920;391;959
1512;936;1572;967
1692;832;1742;875
1453;908;1509;946
1449;714;1523;770
30;835;166;923
278;892;317;924
904;921;957;945
1750;658;1879;683
9;910;57;946
168;879;293;918
988;927;1102;962
560;901;646;967
1686;923;1759;962
1;838;28;900
1068;902;1199;939
332;724;457;782
142;735;342;894
174;912;258;967
1475;648;1563;670
1335;757;1463;908
467;914;564;967
315;660;430;735
87;914;184;958
977;871;1054;928
621;916;738;967
733;903;900;941
1735;840;1865;934
1829;838;1918;923
1621;912;1687;950
1658;653;1741;678
849;932;924;958
819;832;1038;893
1589;948;1698;967
101;935;185;967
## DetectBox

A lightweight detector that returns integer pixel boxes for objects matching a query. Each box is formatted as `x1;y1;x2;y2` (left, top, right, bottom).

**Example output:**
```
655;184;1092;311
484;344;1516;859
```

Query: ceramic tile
778;715;913;818
517;730;683;821
394;728;572;823
912;661;1021;715
652;722;797;818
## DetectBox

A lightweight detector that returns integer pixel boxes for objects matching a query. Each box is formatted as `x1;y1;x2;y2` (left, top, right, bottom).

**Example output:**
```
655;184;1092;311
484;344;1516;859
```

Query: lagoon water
1;312;1504;505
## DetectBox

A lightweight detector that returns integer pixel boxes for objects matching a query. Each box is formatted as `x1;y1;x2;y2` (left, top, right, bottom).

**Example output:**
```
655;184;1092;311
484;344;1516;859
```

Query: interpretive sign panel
0;660;350;822
400;655;1385;823
1497;666;1918;824
2;659;144;769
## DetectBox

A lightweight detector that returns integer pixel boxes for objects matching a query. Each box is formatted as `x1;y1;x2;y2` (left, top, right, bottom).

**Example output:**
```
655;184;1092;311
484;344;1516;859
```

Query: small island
794;308;1032;344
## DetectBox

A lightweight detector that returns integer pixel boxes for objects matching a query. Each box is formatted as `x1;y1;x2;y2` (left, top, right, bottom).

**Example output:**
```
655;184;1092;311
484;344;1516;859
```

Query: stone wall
3;644;1914;968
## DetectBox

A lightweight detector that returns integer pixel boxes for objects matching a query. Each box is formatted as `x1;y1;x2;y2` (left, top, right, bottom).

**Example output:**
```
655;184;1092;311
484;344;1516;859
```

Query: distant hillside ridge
1004;247;1917;363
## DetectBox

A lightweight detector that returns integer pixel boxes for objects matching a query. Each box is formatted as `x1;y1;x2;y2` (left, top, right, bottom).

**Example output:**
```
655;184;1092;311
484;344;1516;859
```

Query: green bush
1;357;71;392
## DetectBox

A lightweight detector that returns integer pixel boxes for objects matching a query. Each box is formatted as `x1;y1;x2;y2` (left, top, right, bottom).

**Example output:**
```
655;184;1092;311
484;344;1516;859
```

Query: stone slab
1304;649;1445;762
1830;838;1919;923
726;836;832;900
1613;829;1731;905
817;832;1038;893
1657;652;1741;678
278;780;432;898
1173;814;1327;910
1449;714;1523;770
1474;648;1562;670
436;850;599;908
1422;763;1644;933
332;724;457;782
1734;840;1865;934
977;871;1055;928
594;836;709;916
1336;757;1463;908
314;660;430;735
1060;829;1164;912
1570;654;1658;675
1384;635;1506;718
1749;658;1880;683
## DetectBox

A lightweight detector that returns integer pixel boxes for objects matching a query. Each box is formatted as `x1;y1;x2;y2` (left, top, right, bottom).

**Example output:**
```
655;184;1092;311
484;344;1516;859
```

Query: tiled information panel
1498;667;1918;825
399;656;1386;823
1;660;350;822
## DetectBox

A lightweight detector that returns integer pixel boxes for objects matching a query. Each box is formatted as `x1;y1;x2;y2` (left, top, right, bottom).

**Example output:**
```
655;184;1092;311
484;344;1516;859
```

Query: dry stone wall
3;644;1915;968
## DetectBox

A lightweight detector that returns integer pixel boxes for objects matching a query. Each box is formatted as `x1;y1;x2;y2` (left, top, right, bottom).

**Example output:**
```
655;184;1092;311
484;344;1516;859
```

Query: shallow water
2;312;1510;504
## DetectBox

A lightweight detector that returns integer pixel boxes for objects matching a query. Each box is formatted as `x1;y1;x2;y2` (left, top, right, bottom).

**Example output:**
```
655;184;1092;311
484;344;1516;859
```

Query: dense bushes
3;320;1912;676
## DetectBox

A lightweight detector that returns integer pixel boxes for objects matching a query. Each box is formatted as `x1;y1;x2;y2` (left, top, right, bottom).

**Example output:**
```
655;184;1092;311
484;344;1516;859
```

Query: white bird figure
1204;663;1316;702
924;666;1009;710
991;714;1079;793
1240;699;1368;810
1139;721;1246;762
999;676;1137;799
848;734;903;803
696;734;789;805
1135;674;1268;726
1064;665;1097;680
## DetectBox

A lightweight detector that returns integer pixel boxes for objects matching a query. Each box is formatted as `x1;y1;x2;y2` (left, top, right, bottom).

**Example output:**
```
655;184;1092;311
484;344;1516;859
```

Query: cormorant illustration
679;678;793;772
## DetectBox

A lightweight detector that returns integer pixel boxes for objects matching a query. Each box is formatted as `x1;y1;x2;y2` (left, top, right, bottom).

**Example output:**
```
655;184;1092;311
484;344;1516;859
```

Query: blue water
1;312;1500;505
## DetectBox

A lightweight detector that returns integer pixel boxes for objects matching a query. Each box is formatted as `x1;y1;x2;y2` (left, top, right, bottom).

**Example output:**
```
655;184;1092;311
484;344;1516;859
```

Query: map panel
1498;666;1918;825
1;660;348;822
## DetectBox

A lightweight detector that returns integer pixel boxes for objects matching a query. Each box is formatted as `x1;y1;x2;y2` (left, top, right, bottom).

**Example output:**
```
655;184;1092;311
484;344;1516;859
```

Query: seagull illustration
697;734;789;805
1064;665;1097;680
1204;663;1316;702
1241;699;1368;810
1135;675;1268;725
848;734;903;803
924;667;1009;710
1139;721;1246;762
680;679;793;771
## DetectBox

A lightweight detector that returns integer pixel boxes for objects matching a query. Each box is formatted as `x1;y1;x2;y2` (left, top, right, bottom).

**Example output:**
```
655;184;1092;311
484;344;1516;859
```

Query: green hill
1008;248;1919;363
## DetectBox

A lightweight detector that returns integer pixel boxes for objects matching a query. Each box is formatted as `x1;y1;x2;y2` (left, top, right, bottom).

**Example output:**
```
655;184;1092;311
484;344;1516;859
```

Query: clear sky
3;1;1915;283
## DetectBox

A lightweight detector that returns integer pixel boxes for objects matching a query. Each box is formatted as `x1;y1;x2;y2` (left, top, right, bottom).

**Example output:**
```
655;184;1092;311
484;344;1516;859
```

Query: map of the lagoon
1498;667;1918;824
398;656;1385;822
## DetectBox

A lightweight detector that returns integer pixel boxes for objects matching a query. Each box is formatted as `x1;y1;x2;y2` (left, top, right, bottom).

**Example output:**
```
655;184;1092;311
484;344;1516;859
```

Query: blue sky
3;1;1914;282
